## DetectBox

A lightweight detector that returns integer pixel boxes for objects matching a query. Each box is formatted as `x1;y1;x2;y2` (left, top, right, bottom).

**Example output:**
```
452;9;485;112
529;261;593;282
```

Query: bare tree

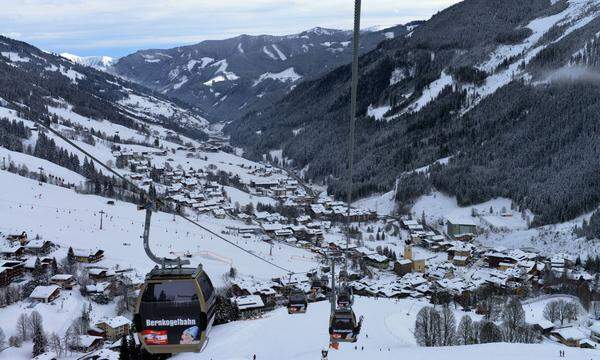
457;315;476;345
563;302;579;324
8;336;22;348
415;307;441;347
28;311;44;338
544;300;579;325
502;297;525;342
16;313;29;341
439;305;456;346
543;300;560;323
49;333;62;358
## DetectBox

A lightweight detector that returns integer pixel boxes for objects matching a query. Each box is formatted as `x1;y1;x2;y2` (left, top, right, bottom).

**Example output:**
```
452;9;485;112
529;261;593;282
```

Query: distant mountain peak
60;52;116;70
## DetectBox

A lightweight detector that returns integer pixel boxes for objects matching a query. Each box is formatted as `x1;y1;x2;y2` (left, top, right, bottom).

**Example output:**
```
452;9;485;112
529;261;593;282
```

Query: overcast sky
1;0;460;57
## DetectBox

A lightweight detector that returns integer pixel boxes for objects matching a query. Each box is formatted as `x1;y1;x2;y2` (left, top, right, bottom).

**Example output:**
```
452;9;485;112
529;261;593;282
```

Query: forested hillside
0;36;210;140
226;0;600;226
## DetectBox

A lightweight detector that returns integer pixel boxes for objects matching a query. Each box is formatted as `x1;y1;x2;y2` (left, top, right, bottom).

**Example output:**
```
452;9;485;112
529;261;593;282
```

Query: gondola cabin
336;289;353;309
329;308;361;343
287;289;308;314
134;266;215;354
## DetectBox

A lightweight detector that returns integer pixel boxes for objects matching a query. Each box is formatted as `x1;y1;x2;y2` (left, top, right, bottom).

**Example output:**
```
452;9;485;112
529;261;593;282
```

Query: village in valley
1;127;600;359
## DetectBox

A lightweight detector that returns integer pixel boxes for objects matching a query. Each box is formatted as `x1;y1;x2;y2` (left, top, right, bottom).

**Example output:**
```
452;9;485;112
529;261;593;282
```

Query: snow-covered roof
232;295;265;310
29;285;60;299
76;335;103;348
446;215;477;226
25;239;50;248
551;326;586;341
533;319;555;330
50;274;74;281
97;315;130;329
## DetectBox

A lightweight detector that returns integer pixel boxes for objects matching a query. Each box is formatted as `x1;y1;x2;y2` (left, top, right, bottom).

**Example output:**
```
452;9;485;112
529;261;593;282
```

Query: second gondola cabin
134;265;216;354
287;288;308;314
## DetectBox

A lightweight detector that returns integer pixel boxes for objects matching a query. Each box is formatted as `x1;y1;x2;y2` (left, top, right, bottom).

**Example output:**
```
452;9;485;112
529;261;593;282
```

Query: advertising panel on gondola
139;281;206;346
140;302;206;345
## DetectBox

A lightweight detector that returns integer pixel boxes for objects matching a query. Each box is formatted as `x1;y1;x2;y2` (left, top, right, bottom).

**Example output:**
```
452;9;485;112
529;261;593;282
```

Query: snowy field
175;297;597;360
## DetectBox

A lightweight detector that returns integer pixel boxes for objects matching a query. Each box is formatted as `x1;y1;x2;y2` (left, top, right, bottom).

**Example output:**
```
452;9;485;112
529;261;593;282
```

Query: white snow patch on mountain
271;44;287;61
59;65;86;84
237;43;244;54
367;104;391;121
353;188;397;216
199;57;214;68
186;59;199;71
211;59;240;81
390;68;406;85
204;75;227;86
408;71;454;113
384;31;395;39
1;51;30;63
173;75;188;90
263;46;278;60
253;67;302;87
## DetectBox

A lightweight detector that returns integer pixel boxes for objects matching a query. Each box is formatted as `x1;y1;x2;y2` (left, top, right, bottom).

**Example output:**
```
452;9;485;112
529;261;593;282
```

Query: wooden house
394;259;413;276
29;285;60;303
50;274;76;289
73;249;104;263
70;335;103;352
95;316;131;341
0;260;24;286
0;244;24;259
24;240;53;255
6;231;28;245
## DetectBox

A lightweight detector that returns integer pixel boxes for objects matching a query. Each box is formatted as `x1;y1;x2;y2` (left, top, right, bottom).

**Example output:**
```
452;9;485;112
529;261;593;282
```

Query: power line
27;117;296;274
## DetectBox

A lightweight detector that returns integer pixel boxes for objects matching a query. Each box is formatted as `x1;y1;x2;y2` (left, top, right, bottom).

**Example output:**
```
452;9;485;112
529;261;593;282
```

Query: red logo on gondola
142;330;168;345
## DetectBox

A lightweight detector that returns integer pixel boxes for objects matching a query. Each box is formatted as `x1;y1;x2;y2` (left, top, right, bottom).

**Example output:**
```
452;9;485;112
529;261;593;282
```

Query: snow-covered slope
178;297;595;360
0;35;210;142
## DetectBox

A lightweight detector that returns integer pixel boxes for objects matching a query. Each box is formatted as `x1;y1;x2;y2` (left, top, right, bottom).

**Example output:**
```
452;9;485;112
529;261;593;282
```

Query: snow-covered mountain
227;0;600;227
60;52;117;71
0;36;210;142
110;26;410;120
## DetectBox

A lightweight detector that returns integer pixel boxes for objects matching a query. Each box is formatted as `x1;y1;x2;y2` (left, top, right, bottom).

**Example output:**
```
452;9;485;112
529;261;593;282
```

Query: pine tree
128;332;138;359
118;334;129;360
67;247;76;266
31;312;47;357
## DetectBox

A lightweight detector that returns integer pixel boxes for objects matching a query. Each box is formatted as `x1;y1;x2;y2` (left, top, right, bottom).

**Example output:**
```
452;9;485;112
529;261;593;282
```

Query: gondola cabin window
142;281;199;302
198;273;214;300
